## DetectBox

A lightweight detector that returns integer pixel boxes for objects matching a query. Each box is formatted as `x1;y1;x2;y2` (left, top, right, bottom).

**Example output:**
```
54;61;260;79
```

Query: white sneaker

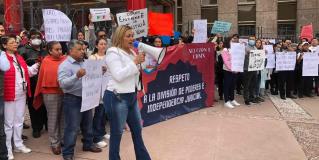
8;151;14;160
104;134;110;140
231;100;240;106
14;145;31;153
95;141;108;148
224;101;235;109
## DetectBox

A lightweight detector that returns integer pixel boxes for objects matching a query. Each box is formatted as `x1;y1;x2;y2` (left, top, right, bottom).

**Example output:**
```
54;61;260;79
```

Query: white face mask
31;38;42;46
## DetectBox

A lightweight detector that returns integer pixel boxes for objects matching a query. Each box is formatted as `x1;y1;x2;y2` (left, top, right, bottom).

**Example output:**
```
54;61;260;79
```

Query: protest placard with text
264;45;276;69
81;60;103;112
193;20;208;43
42;9;72;42
302;52;319;76
230;43;246;72
275;52;296;71
248;50;266;71
116;8;148;38
90;8;111;22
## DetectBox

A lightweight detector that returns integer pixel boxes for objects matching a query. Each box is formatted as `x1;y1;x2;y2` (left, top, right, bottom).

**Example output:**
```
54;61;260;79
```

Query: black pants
0;96;7;160
223;71;236;102
243;71;257;101
28;78;47;132
216;71;224;99
298;76;313;96
270;72;278;93
278;71;294;97
236;73;243;94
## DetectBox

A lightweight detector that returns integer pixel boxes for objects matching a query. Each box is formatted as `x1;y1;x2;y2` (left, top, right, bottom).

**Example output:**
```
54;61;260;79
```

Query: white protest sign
239;39;248;46
42;9;72;42
275;52;296;71
264;45;276;69
193;19;207;43
90;8;111;22
81;60;103;112
230;43;246;72
302;52;319;76
248;50;266;71
116;8;148;39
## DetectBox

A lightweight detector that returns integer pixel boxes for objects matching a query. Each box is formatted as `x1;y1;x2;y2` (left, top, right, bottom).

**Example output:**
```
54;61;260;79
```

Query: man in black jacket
18;29;48;138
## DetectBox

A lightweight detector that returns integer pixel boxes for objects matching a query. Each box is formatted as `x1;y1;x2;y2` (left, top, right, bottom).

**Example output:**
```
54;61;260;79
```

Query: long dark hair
92;38;107;55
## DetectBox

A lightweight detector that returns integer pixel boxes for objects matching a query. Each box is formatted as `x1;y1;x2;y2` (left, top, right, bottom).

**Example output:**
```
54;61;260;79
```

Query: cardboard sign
275;52;296;71
248;50;266;71
148;12;173;36
300;24;313;42
81;60;103;112
230;43;246;72
116;8;148;38
302;52;319;76
211;21;232;34
193;19;207;43
90;8;111;22
264;45;275;69
42;9;72;42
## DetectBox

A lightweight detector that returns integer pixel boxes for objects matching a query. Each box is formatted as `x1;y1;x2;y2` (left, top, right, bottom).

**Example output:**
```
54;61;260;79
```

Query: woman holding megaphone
103;25;151;160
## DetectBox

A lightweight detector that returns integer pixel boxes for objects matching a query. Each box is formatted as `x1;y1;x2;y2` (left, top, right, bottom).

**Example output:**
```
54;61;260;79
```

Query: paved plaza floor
15;94;319;160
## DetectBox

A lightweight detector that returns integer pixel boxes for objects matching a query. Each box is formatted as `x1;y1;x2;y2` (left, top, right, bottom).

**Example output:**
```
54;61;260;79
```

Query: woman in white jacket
103;25;151;160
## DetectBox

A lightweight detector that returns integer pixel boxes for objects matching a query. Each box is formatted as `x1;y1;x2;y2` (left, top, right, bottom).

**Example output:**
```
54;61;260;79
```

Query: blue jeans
93;104;107;143
0;96;8;160
62;94;93;158
103;90;151;160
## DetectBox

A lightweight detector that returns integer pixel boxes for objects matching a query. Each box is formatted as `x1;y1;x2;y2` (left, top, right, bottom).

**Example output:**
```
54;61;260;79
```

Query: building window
278;2;296;21
201;0;217;5
239;25;256;36
238;0;256;5
238;5;256;22
277;1;296;40
177;0;182;31
201;6;218;23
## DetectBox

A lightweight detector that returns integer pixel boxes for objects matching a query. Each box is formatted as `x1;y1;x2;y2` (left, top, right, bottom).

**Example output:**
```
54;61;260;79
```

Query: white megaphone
134;41;166;65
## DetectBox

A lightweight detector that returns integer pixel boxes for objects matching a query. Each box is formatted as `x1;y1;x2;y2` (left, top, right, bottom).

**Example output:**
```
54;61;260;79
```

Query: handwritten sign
302;52;319;76
81;60;103;112
90;8;111;22
211;21;232;34
230;43;246;72
42;9;72;42
193;20;207;43
116;8;148;38
248;50;266;71
264;45;275;69
275;52;296;71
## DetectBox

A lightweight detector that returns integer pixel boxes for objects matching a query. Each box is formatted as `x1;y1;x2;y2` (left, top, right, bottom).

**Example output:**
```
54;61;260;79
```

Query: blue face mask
248;40;255;46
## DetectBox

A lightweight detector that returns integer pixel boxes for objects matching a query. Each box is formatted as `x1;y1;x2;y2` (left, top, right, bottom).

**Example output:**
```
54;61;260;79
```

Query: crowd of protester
0;15;319;160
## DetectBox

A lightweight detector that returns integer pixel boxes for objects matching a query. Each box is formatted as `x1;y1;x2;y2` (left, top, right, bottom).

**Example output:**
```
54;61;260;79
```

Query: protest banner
230;43;246;72
264;45;276;69
300;24;313;42
148;12;173;36
211;21;232;34
248;50;266;71
116;8;148;38
42;9;72;42
275;52;296;71
193;19;208;43
138;43;215;126
90;8;111;22
302;52;319;76
81;60;103;112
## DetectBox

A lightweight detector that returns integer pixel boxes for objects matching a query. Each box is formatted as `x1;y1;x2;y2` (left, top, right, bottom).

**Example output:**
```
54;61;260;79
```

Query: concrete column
256;0;277;39
297;0;319;37
181;0;201;35
217;0;238;35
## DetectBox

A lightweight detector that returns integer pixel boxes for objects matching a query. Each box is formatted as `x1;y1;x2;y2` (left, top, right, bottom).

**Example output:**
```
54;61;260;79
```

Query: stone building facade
175;0;319;40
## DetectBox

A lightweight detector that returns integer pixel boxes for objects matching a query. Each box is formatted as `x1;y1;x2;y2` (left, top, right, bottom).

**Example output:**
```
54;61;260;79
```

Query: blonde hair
112;25;133;49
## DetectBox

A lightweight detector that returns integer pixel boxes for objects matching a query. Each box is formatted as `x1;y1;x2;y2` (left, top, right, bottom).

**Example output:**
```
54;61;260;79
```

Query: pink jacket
221;48;232;71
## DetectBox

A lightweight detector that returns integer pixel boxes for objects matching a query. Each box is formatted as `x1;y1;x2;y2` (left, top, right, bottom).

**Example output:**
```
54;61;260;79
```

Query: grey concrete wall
256;0;277;38
297;0;319;37
180;0;201;35
218;0;238;35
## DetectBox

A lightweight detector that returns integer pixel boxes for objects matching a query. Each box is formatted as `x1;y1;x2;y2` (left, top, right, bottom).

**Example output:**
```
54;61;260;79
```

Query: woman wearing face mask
1;35;39;160
89;38;110;149
221;35;241;109
103;25;151;160
33;41;66;155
